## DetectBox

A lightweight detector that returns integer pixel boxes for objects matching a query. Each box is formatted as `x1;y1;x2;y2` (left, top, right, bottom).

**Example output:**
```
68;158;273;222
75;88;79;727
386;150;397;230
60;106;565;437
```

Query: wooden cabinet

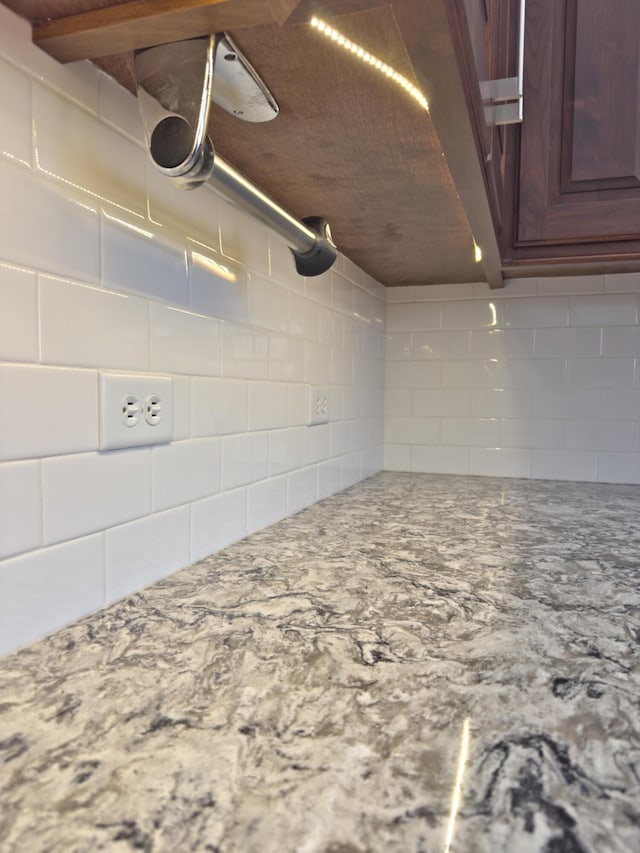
502;0;640;268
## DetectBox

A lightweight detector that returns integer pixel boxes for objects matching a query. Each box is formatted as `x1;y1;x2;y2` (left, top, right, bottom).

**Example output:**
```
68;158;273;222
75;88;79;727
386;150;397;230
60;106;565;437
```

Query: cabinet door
514;0;640;250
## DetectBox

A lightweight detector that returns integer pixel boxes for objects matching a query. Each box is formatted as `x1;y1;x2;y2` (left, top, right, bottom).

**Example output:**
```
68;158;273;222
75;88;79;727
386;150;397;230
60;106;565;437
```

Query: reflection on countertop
1;472;639;852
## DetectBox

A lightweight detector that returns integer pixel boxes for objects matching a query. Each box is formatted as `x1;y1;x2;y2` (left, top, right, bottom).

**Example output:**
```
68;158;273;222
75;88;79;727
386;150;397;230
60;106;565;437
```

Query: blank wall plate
99;372;173;450
308;386;329;426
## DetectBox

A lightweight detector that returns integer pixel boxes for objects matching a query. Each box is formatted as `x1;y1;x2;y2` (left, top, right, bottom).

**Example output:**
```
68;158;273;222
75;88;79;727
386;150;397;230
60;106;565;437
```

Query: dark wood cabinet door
512;0;640;253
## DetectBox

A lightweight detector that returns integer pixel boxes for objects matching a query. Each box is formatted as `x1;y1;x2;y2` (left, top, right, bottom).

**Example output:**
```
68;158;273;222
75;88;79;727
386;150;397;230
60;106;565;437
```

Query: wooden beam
33;0;291;63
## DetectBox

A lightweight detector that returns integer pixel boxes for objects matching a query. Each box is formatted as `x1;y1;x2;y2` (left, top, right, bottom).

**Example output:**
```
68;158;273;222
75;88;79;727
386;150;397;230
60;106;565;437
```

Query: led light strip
310;17;429;112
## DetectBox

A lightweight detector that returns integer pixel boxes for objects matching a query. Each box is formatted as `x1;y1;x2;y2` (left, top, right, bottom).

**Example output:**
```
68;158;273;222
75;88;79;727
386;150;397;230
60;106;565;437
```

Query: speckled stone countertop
1;472;639;853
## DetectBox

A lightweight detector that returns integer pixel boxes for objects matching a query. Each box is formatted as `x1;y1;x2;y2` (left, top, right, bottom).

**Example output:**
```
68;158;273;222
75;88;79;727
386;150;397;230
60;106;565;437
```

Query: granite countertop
1;472;639;853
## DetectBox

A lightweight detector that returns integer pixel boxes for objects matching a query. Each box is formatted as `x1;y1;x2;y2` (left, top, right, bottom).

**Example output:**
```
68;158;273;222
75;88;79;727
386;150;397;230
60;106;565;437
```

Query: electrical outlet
308;386;329;426
99;372;173;450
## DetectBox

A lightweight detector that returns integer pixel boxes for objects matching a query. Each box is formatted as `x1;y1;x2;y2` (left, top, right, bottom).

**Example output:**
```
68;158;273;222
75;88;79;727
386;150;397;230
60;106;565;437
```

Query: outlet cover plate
308;386;329;426
99;372;173;450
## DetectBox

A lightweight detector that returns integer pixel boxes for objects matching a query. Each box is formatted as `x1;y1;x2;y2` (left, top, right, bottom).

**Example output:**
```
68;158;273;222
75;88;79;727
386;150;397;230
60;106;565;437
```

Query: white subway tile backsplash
569;294;637;327
0;533;104;657
97;71;143;143
43;448;151;545
39;275;149;370
270;427;304;476
0;264;38;362
385;361;441;389
0;365;98;461
288;384;308;427
471;329;535;359
269;234;304;291
221;323;269;380
471;389;533;419
537;275;605;295
303;423;330;465
501;419;565;450
385;332;412;361
305;269;333;307
0;55;31;167
305;342;331;386
503;296;569;328
247;476;288;534
441;417;500;447
600;390;640;420
384;388;412;417
565;420;634;452
248;274;289;333
33;83;146;217
268;335;305;382
0;159;100;282
534;388;600;420
248;381;288;431
567;358;634;389
383;444;411;470
330;421;352;457
290;293;320;340
191;378;247;437
332;272;355;316
413;389;470;417
0;460;41;559
171;376;191;441
597;453;640;484
318;457;343;498
150;303;221;376
469;447;530;478
530;449;597;482
385;417;440;445
441;359;501;389
501;359;567;389
413;330;470;359
412;445;468;475
191;487;248;561
385;301;442;331
605;272;640;293
105;507;190;603
147;167;220;250
442;300;502;330
602;327;640;357
534;327;601;358
152;438;220;511
222;432;269;490
288;466;318;515
219;201;269;276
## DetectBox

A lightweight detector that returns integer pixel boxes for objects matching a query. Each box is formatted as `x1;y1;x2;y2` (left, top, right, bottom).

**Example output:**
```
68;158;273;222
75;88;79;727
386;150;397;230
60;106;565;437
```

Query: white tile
191;487;247;561
332;272;354;316
441;417;500;447
442;359;501;389
33;84;146;217
534;388;600;420
288;384;308;426
537;275;605;295
319;307;344;348
248;381;288;431
220;323;269;380
568;358;634;389
98;71;144;143
191;378;247;437
0;264;38;362
269;234;303;291
0;533;104;657
384;417;439;445
247;476;288;534
0;365;98;461
269;427;304;476
219;200;269;276
602;327;640;357
502;359;567;389
342;256;364;287
305;269;333;307
152;437;220;511
385;332;412;361
569;294;638;326
147;166;220;249
305;342;331;385
605;272;640;293
0;55;31;167
387;283;475;302
503;297;569;328
0;159;100;283
330;421;352;457
330;348;353;386
150;303;220;376
413;330;470;359
385;302;442;331
442;300;502;330
597;453;640;484
469;447;530;478
265;335;304;382
189;245;248;323
303;423;330;465
248;273;289;333
102;213;188;305
355;286;381;326
565;421;634;452
383;444;411;470
485;277;537;298
471;389;533;419
290;293;320;340
42;448;150;545
384;361;441;389
171;376;191;441
318;457;343;497
384;388;411;417
105;507;190;603
599;390;640;420
501;419;564;449
343;317;361;352
413;389;470;417
0;460;41;559
341;451;362;487
534;327;601;358
222;432;269;489
530;450;597;482
471;329;535;359
39;275;149;370
288;466;318;515
412;445;468;475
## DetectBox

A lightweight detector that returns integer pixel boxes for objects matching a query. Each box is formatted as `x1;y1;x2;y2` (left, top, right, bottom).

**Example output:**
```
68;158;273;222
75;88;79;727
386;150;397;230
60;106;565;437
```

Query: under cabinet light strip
310;17;429;112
